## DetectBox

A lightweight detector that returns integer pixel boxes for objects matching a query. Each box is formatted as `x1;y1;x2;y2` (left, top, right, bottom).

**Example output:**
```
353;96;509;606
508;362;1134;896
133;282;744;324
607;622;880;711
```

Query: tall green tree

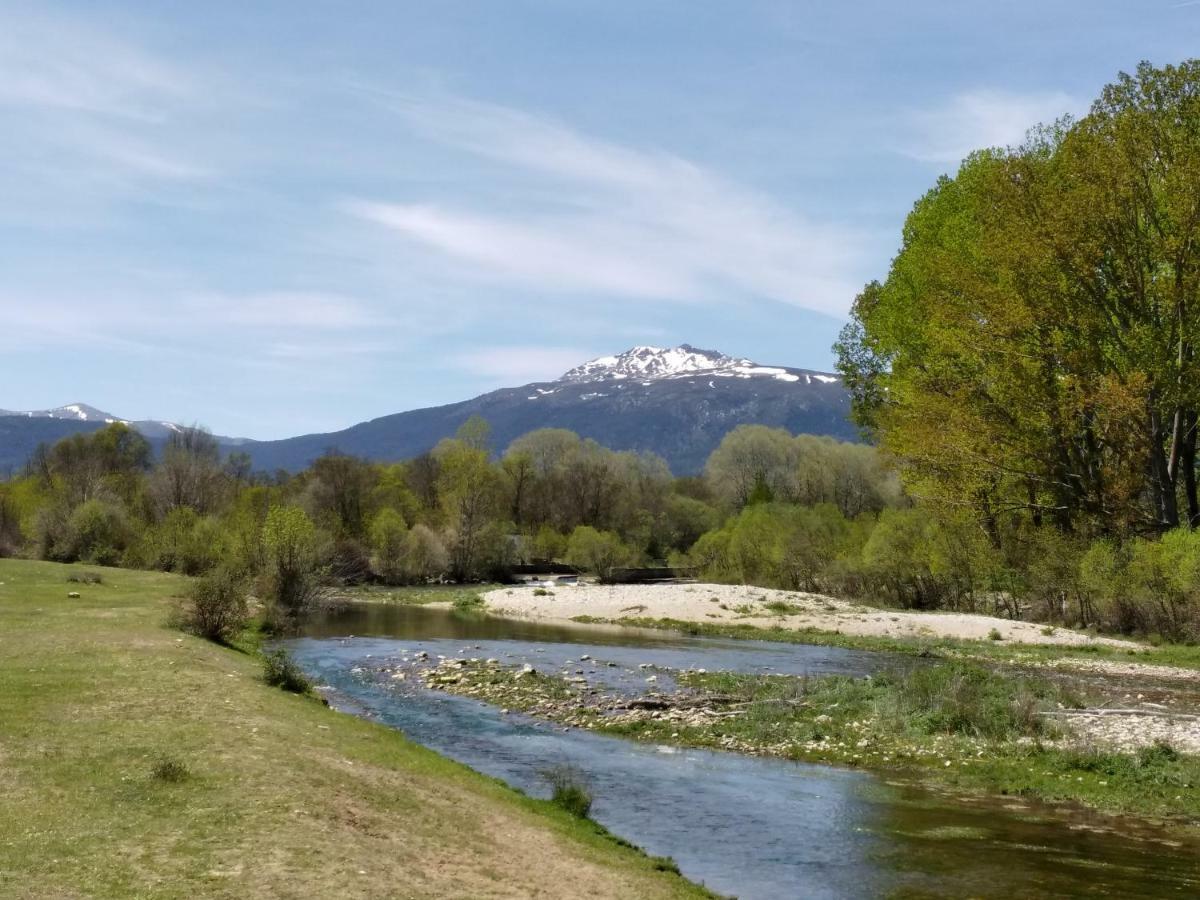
837;61;1200;538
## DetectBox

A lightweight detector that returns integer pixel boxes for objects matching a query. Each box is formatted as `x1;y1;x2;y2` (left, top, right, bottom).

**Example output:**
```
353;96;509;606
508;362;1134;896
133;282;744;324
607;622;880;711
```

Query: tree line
5;63;1200;641
1;407;1197;638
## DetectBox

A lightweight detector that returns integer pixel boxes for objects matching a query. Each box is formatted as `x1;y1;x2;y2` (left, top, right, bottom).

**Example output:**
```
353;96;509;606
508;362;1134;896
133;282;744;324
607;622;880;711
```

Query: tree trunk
1149;406;1180;529
1184;409;1199;527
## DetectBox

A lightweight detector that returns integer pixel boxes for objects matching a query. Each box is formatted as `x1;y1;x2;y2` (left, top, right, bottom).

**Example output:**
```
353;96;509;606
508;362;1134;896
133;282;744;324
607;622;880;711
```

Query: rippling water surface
284;604;1200;899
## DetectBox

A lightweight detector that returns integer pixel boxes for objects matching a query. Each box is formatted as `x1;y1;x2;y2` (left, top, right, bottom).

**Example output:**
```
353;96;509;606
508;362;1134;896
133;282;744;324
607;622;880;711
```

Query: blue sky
3;1;1199;438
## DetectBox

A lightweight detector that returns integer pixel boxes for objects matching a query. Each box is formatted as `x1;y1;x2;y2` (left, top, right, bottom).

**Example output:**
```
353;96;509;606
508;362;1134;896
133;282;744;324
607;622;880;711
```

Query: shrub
128;508;228;576
262;506;322;626
151;757;191;783
262;649;313;694
987;628;1003;641
566;526;632;582
184;569;249;644
452;591;484;611
57;499;132;565
401;524;449;584
543;764;592;818
369;508;409;583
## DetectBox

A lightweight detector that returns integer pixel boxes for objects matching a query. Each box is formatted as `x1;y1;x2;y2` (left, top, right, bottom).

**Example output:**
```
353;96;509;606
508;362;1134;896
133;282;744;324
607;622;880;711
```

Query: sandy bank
483;582;1143;649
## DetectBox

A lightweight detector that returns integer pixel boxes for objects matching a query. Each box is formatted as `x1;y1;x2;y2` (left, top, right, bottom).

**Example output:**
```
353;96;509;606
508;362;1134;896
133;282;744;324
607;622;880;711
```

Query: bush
400;524;449;584
151;757;191;783
543;765;592;818
566;526;632;582
57;498;132;565
184;569;249;644
452;591;484;612
368;508;409;583
262;506;322;625
262;649;313;694
127;508;227;575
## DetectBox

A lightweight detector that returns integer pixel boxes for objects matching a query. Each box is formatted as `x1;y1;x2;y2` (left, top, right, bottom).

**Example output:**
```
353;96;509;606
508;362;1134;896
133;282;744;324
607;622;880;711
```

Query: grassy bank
0;559;707;899
422;658;1200;824
576;615;1200;672
339;584;496;606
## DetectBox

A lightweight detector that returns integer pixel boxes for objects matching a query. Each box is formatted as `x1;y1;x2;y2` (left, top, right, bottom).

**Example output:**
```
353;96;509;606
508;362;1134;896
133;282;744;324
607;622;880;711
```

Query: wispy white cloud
451;346;601;383
182;292;391;330
0;289;393;359
898;89;1080;164
0;6;219;206
0;8;189;118
347;92;865;316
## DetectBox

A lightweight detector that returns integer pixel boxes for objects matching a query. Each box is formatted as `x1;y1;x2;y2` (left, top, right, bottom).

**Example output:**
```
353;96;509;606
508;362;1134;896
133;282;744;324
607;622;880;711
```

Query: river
283;603;1199;899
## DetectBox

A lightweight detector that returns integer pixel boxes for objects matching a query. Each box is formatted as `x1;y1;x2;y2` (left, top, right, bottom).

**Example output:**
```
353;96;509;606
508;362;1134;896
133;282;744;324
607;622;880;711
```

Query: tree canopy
837;61;1200;538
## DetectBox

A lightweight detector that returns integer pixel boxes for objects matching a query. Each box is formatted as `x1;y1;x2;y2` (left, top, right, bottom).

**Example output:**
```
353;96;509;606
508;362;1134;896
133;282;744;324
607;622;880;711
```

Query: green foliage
436;439;502;581
705;426;899;516
150;757;192;784
400;524;449;584
838;60;1200;538
529;524;568;563
565;526;633;581
883;662;1077;740
262;649;313;694
183;568;249;644
126;507;227;575
61;498;133;565
368;507;408;583
262;505;320;622
542;765;593;818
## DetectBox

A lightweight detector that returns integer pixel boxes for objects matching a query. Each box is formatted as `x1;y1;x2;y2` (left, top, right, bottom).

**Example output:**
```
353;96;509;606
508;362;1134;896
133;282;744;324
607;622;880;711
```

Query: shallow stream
285;603;1199;899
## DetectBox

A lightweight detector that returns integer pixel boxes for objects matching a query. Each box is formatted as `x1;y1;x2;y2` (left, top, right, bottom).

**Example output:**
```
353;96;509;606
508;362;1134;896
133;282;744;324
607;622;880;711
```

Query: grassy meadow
0;558;705;899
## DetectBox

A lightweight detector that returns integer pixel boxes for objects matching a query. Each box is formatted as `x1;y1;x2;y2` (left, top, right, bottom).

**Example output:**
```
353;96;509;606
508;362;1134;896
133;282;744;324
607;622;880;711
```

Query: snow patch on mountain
558;344;840;386
0;403;127;424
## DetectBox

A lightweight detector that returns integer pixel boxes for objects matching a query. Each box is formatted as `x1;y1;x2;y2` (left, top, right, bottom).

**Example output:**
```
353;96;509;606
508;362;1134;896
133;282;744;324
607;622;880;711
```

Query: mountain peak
561;344;746;383
0;403;124;423
558;344;839;386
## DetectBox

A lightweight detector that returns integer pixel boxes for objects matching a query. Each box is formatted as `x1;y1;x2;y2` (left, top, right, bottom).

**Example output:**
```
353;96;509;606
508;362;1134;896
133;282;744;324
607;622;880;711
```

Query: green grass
343;583;499;606
0;559;708;899
595;616;1200;671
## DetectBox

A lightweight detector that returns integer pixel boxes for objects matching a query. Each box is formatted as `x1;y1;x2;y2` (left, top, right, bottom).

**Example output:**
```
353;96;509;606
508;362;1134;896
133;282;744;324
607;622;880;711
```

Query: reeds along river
284;604;1200;900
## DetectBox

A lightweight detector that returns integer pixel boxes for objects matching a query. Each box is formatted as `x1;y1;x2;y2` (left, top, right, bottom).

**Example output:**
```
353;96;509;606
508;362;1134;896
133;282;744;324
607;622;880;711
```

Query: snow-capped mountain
0;403;124;423
230;345;856;474
0;406;242;475
560;344;841;386
0;404;194;440
1;345;856;476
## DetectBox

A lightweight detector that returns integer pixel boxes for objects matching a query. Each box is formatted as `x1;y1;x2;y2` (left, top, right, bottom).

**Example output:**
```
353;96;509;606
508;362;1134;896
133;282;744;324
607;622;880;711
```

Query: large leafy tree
838;61;1200;537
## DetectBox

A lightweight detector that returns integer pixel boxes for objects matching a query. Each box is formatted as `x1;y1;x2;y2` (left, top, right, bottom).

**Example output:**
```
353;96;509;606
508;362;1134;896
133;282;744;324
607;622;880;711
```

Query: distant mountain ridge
0;403;193;440
0;345;857;476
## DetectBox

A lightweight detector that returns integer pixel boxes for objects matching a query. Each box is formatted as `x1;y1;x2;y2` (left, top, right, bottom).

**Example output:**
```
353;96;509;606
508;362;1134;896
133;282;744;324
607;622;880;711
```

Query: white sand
483;582;1143;649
